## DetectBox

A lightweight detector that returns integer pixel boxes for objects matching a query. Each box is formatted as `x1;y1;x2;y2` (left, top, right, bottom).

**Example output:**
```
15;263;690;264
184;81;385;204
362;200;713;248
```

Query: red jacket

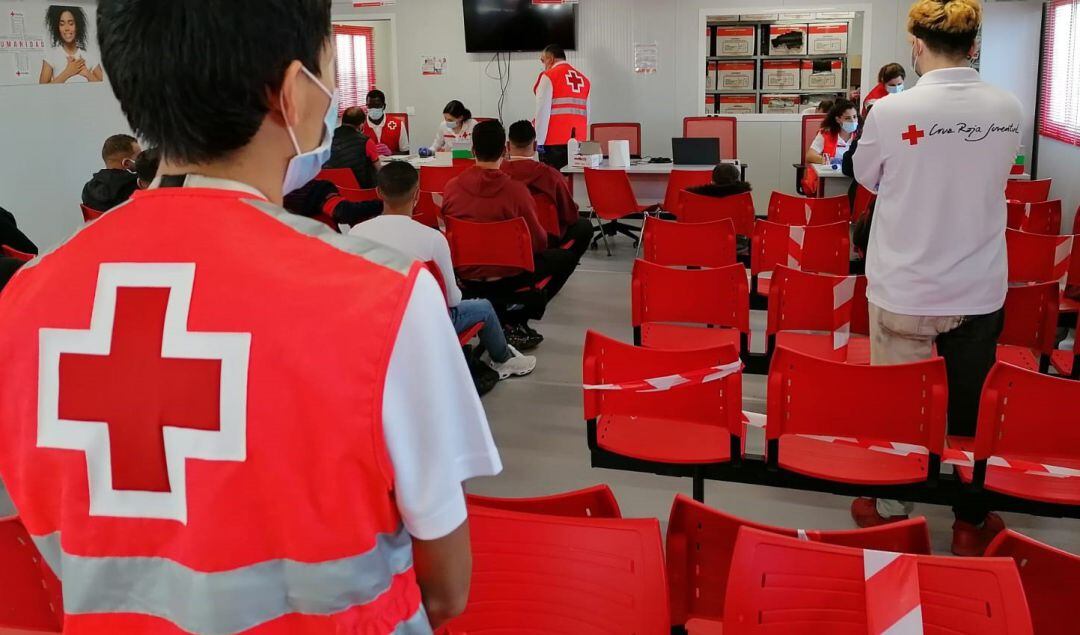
442;167;547;279
501;158;579;234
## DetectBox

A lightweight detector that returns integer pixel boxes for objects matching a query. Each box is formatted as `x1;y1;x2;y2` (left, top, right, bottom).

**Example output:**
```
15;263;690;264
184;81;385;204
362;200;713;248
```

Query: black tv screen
463;0;577;53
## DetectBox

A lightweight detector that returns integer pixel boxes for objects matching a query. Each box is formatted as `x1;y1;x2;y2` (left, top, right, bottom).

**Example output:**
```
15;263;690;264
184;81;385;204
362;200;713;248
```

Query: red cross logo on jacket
566;70;585;93
38;263;251;523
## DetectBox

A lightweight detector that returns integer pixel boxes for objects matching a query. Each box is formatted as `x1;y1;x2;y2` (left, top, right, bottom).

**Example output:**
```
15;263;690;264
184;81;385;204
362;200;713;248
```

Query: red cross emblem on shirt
565;70;585;94
38;263;251;523
901;124;926;146
387;120;398;131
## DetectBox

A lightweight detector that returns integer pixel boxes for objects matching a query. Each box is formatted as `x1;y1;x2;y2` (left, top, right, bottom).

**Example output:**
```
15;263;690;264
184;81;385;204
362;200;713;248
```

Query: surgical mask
886;83;904;94
367;107;385;121
281;66;338;196
911;43;922;78
842;121;859;134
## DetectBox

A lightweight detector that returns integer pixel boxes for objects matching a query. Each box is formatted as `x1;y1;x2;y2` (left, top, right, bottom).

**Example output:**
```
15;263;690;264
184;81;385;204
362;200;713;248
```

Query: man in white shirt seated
351;162;536;380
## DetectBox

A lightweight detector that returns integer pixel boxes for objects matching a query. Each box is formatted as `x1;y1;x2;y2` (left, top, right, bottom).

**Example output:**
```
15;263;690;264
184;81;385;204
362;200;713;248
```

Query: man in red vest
533;44;591;170
363;88;412;155
0;1;501;632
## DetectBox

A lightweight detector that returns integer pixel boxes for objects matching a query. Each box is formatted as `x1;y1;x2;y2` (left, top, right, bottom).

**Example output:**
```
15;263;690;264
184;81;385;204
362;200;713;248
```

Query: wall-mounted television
463;0;577;53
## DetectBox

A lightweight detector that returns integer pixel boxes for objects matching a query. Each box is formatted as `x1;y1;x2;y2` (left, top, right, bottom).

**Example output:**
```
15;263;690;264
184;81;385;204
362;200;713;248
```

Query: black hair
342;106;367;128
101;133;137;162
471;120;506;162
135;147;160;184
97;0;332;165
711;163;740;187
507;120;536;148
821;98;857;135
816;99;834;114
376;161;419;205
46;6;88;50
543;44;566;60
878;62;906;84
366;89;386;105
443;100;472;122
911;23;978;58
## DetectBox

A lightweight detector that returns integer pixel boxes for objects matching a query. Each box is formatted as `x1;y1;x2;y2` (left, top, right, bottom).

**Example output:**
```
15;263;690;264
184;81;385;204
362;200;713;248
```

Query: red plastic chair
80;205;103;223
583;330;743;474
766;346;948;486
666;495;931;632
1050;310;1079;379
1006;178;1052;204
531;192;561;239
766;266;869;365
336;186;379;203
1007;200;1062;235
412;191;442;230
985;530;1080;635
385;112;411;136
444;217;534;279
631;259;749;357
440;505;669;634
795;114;827;195
751;220;850;297
662;169;714;213
676;190;756;236
0;516;63;633
466;485;621;519
723;528;1033;635
998;281;1059;373
590;122;642;158
316;168;361;191
419;163;472;193
852;184;877;221
641;217;736;268
767;192;851;225
1006;228;1072;284
683;116;737;160
955;362;1080;506
583;168;649;255
1;245;34;263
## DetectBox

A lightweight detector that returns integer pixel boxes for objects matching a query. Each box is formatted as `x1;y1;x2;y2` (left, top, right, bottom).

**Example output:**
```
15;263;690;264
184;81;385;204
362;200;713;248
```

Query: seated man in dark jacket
283;179;382;229
323;107;379;189
0;206;37;256
81;134;141;212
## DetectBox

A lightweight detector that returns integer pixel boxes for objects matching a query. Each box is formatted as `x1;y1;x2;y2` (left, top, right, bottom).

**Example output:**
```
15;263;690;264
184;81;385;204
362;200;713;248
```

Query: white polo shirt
855;67;1022;316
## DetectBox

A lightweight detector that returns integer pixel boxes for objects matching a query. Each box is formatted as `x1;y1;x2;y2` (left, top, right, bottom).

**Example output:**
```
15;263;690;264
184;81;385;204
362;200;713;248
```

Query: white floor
467;237;1080;556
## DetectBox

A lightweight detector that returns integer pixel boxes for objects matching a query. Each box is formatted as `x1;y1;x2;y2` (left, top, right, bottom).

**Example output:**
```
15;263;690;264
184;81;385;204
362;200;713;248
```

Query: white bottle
567;127;580;160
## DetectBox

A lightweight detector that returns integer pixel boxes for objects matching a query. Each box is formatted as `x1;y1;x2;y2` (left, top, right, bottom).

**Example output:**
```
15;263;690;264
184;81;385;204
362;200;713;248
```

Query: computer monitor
672;138;720;166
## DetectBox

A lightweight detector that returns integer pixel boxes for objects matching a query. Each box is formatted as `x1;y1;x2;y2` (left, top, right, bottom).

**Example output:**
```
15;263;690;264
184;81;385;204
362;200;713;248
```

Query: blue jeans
450;299;511;362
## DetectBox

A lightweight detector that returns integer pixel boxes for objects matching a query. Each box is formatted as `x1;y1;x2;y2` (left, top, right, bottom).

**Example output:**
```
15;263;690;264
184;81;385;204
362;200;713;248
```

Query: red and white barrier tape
832;276;856;351
787;225;805;269
1054;235;1073;289
583;360;743;393
865;550;923;634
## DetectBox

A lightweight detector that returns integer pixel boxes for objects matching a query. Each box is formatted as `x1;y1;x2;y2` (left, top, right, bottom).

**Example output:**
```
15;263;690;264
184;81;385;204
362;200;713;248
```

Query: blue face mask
281;66;337;196
842;121;859;134
367;107;385;122
886;83;904;94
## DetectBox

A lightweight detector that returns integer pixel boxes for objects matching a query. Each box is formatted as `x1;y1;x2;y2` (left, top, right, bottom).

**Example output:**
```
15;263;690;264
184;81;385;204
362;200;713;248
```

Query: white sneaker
488;346;537;379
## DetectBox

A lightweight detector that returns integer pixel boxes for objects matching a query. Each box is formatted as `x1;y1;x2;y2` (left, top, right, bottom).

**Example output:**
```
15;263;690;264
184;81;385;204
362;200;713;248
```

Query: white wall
980;1;1042;159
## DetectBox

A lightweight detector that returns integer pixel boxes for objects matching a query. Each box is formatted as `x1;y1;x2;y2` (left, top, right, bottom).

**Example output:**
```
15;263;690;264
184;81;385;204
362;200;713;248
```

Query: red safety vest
534;62;591;145
0;187;426;634
363;114;409;153
820;130;840;159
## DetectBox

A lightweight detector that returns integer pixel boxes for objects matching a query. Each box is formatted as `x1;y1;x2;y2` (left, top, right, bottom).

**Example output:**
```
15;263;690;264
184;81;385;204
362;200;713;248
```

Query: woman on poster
39;5;103;84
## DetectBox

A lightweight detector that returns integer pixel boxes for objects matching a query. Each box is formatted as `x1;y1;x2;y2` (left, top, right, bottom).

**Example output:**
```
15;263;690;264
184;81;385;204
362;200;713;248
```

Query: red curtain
333;25;377;116
1039;1;1080;146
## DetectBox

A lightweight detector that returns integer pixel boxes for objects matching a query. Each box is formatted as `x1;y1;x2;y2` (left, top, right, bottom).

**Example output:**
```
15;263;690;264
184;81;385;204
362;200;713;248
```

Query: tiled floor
467;237;1080;556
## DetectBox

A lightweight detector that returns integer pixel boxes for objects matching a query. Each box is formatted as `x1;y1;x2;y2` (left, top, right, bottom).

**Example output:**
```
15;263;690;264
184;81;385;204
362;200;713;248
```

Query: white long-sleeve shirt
534;61;592;146
430;119;478;153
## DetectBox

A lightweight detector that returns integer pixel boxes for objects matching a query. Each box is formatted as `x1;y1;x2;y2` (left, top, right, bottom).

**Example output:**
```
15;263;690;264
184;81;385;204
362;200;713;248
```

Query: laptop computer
672;137;720;166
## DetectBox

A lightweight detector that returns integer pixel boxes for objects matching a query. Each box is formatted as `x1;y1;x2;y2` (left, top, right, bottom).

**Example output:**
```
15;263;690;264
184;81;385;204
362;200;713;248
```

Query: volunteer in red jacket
0;1;500;632
861;62;907;115
363;88;412;155
805;98;859;165
533;44;591;170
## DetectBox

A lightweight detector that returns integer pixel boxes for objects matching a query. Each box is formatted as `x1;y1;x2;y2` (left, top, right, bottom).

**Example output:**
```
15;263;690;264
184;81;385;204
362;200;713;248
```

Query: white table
379;154;450;168
811;162;853;198
561;161;745;209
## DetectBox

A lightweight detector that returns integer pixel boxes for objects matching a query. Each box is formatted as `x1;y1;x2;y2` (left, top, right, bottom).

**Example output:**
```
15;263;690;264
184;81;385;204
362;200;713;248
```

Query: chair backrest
662;169;714;213
316;168;361;191
0;516;63;632
852;184;877;221
1000;281;1060;353
751;220;850;277
419;163;471;193
973;362;1080;474
583;329;742;430
631;259;749;334
583;168;640;220
985;530;1080;635
768;192;851;225
851;275;870;336
80;204;103;222
767;346;947;455
801;114;827;159
412;191;442;230
531;192;561;237
473;117;496;124
1007;200;1062;235
666;495;931;627
1006;178;1052;204
444;217;535;275
676;190;756;236
1006;228;1074;284
765;266;856;340
467;485;621;519
442;505;669;634
641;217;736;268
683;116;738;160
336;186;380;203
590;122;642;158
1;245;34;263
723;528;1033;635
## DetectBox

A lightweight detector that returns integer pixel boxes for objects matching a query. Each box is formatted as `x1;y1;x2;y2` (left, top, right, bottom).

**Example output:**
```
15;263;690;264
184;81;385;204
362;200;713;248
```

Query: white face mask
911;42;923;78
281;66;338;196
886;83;904;94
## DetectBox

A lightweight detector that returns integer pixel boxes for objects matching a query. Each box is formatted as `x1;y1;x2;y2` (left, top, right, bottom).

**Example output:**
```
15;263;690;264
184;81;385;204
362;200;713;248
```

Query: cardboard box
761;94;801;114
801;58;844;90
808;23;849;55
714;26;756;57
571;152;602;169
705;25;713;56
803;94;839;112
768;24;807;55
741;12;778;21
705;94;716;115
816;11;855;20
717;61;755;91
706;61;718;91
762;60;801;90
717;94;758;114
779;12;815;20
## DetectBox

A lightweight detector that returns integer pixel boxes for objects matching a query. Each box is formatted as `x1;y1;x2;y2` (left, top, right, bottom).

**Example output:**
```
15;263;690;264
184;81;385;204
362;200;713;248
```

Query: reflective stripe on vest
33;525;425;635
551;97;588;117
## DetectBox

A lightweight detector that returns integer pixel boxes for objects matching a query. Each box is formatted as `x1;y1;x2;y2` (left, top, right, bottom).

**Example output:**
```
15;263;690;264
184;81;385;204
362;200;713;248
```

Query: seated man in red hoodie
443;120;579;347
501;120;592;261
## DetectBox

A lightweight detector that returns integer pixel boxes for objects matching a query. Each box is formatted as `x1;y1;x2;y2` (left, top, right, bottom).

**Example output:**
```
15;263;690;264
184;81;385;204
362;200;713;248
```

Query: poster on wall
0;1;102;87
421;55;446;76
